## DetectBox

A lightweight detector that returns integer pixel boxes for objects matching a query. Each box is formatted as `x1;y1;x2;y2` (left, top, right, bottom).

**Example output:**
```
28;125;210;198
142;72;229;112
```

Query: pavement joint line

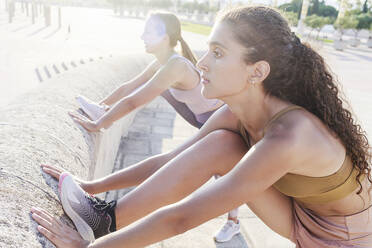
61;62;68;71
34;67;43;82
52;64;60;74
43;65;51;78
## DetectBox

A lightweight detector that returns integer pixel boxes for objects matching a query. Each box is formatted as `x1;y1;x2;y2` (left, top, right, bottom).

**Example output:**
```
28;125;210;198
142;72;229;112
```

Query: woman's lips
201;76;210;84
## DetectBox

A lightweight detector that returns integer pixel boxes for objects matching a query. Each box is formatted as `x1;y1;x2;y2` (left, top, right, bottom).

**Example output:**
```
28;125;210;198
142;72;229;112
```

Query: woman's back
164;54;224;120
261;106;371;216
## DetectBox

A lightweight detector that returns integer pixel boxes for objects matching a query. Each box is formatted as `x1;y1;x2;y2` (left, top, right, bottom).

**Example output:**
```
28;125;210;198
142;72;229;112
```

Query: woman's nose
196;52;208;72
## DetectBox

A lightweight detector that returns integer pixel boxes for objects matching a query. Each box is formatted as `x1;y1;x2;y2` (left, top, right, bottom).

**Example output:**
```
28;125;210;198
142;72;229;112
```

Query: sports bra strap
263;105;303;135
167;53;200;72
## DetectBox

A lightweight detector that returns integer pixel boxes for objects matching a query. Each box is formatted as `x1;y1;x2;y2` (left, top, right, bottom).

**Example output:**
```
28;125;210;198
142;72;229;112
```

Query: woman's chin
144;46;154;53
201;87;217;100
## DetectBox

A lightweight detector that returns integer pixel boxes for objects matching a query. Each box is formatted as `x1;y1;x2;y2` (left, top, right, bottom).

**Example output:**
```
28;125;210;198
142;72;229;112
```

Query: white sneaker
75;95;106;121
214;220;240;243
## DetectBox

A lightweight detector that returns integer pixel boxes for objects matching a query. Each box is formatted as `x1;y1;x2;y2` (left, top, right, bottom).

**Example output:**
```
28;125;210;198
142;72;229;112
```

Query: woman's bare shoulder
201;105;241;133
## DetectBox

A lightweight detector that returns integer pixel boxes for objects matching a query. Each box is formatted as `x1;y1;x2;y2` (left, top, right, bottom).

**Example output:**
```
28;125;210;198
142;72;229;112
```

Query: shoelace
221;222;234;232
86;194;117;216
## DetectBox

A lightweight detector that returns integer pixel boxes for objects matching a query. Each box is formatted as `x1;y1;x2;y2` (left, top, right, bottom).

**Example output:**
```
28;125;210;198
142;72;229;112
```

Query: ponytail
179;37;198;65
149;12;198;65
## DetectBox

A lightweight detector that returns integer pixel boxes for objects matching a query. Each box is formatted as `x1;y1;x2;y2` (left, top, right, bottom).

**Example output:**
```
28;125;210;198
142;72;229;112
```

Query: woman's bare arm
71;59;192;132
96;59;190;129
99;60;159;106
88;105;240;192
44;105;240;194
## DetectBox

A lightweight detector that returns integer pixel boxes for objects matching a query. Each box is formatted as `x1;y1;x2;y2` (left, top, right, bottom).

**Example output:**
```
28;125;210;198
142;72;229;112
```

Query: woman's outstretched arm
70;59;188;132
99;60;159;106
43;105;239;195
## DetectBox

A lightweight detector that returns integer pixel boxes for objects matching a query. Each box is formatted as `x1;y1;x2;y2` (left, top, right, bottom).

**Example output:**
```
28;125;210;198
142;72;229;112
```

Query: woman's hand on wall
40;164;95;194
68;111;104;132
31;207;90;248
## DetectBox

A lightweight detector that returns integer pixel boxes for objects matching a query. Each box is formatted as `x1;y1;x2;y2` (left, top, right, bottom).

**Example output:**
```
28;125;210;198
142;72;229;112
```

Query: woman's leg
214;174;240;222
114;130;247;228
213;174;241;242
246;187;294;241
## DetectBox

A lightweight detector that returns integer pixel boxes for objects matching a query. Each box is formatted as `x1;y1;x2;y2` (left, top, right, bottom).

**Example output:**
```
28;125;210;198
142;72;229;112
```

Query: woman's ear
250;61;270;84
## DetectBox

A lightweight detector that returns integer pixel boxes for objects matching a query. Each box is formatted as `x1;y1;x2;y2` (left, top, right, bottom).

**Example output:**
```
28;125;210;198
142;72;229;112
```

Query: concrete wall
0;53;152;247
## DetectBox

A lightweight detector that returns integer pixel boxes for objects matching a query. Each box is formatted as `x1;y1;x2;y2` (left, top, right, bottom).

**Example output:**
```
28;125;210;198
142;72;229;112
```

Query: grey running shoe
59;172;116;242
75;95;106;121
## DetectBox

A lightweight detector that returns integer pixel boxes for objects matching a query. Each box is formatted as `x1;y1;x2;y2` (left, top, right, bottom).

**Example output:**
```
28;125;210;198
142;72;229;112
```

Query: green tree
279;0;302;18
279;0;338;19
362;0;369;13
304;14;333;38
356;13;372;30
317;4;338;18
349;13;372;44
281;11;299;27
309;0;320;15
334;15;358;40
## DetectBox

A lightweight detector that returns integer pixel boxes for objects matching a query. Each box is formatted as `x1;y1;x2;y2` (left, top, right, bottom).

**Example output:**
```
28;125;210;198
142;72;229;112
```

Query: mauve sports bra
166;54;224;121
238;105;365;204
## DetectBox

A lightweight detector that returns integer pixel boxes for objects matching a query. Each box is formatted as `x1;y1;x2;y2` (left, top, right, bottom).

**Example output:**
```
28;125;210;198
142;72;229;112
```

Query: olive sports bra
237;106;365;204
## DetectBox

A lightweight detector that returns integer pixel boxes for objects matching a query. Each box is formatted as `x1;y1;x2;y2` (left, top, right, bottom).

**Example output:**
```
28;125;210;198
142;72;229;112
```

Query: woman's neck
223;93;291;141
155;49;176;65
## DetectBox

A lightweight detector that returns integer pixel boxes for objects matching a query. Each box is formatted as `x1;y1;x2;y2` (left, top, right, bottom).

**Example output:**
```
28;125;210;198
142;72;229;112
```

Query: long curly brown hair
218;6;371;193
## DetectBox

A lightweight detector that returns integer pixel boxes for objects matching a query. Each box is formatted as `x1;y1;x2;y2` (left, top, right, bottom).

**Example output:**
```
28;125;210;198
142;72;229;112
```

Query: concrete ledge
0;53;152;247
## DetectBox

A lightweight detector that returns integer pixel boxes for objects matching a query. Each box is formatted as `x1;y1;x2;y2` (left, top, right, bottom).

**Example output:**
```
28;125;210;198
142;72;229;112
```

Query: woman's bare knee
205;130;247;152
246;187;294;240
200;130;247;175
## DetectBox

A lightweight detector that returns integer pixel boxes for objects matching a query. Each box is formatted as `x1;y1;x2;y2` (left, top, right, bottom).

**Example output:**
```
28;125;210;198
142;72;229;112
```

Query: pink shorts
291;200;372;247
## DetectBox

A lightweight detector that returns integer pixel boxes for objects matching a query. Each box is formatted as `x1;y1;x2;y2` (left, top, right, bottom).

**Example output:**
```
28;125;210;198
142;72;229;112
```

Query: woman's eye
212;49;222;58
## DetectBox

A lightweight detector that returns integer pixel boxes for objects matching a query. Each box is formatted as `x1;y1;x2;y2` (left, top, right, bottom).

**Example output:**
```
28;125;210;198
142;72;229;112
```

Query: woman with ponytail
32;6;372;248
72;12;223;130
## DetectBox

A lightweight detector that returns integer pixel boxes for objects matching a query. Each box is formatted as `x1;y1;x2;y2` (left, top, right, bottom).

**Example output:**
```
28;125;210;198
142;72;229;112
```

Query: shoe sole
213;230;240;243
76;96;104;121
59;172;95;243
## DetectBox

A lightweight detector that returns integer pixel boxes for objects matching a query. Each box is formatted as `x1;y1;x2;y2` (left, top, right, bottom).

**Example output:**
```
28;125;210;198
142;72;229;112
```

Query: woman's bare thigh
247;187;295;241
